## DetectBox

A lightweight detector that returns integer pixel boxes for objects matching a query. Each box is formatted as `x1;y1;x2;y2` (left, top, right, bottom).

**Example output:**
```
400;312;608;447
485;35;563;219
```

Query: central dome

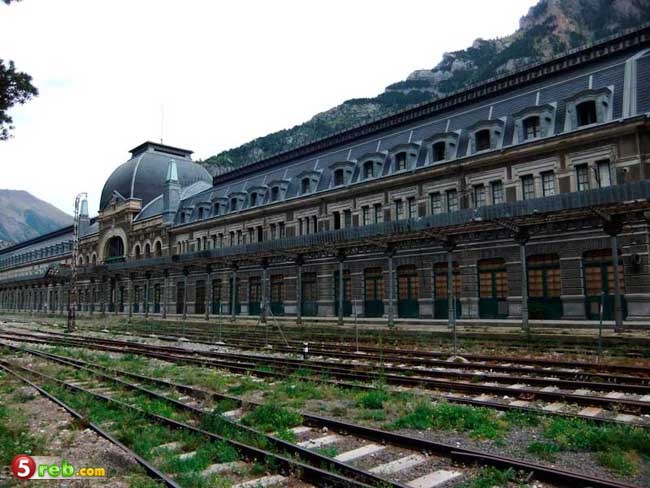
99;142;212;211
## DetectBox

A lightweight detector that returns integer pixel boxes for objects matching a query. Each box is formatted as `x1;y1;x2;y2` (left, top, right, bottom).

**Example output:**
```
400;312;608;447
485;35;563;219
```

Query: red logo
11;454;36;479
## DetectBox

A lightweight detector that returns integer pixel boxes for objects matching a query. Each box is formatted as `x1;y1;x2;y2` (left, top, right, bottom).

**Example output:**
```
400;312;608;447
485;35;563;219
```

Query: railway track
0;355;379;488
2;342;643;488
2;327;650;427
72;319;650;376
91;319;650;356
0;359;182;487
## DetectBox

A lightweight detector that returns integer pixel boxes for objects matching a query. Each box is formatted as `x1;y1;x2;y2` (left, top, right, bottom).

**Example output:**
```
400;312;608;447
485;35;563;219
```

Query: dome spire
166;159;178;183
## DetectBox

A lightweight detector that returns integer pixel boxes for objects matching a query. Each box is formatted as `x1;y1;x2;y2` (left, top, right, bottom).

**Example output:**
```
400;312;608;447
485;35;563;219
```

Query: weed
596;450;638;476
357;390;389;410
241;404;302;433
316;447;338;457
461;467;515;488
527;441;560;461
274;429;297;444
388;401;504;440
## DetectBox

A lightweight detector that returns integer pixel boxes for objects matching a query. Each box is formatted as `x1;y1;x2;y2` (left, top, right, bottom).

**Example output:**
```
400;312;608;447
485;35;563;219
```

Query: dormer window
327;162;352;188
565;88;612;131
267;178;290;203
513;104;555;143
198;207;204;219
301;177;311;194
468;120;504;155
230;198;238;211
180;213;186;224
432;142;446;162
389;144;418;173
333;169;344;186
250;192;257;207
577;100;597;127
363;160;375;179
395;152;407;171
425;133;459;164
475;129;491;151
357;153;385;180
523;116;540;140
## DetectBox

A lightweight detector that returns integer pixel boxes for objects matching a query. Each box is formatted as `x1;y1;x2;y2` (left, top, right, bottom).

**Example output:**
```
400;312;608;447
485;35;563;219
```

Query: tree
1;0;37;139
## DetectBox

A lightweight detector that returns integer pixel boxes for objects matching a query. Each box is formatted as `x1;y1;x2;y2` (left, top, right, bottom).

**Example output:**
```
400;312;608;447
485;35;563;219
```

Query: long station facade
2;26;650;328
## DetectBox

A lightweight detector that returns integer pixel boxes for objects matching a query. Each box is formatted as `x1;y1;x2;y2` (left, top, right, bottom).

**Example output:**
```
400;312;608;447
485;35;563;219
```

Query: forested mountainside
201;0;650;173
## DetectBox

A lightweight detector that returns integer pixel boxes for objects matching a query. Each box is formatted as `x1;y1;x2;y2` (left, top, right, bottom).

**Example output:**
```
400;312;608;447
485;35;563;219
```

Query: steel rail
10;346;410;488
1;336;646;430
0;357;375;488
6;342;644;488
2;331;649;416
4;329;649;392
138;331;650;386
0;361;182;488
70;320;650;375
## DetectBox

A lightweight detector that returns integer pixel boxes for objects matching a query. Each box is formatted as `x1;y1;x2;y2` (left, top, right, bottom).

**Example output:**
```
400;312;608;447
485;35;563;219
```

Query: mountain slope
0;190;72;245
202;0;650;171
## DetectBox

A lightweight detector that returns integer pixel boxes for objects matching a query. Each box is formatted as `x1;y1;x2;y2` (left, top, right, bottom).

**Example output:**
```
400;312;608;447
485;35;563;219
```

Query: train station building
2;25;650;328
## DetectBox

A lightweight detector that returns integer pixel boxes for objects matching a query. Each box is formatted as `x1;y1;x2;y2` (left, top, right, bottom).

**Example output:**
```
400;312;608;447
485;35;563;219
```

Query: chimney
163;159;181;225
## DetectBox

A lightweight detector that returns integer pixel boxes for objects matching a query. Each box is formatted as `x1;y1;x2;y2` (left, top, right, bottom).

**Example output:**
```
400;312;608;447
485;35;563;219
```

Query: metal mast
67;192;87;333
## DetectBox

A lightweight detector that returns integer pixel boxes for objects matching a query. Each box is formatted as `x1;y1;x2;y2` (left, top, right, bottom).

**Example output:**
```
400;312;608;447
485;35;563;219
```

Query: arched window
154;241;162;257
144;243;151;258
432;141;446;162
77;256;84;266
576;100;597;127
523;116;540;140
105;236;125;262
134;244;141;260
475;129;491;151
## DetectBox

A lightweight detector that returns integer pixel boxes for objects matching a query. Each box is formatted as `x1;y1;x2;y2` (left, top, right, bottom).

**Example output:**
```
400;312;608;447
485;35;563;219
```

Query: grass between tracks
0;372;44;466
28;342;650;479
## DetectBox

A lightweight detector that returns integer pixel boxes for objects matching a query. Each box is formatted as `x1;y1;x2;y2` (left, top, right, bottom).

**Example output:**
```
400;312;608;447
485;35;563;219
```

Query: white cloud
0;0;537;214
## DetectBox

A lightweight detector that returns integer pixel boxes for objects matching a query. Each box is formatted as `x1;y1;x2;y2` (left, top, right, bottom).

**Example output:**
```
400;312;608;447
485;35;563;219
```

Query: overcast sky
0;0;538;214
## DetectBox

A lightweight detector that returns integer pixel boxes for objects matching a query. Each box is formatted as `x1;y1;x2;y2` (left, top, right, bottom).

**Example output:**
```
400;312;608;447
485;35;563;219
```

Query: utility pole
67;192;87;333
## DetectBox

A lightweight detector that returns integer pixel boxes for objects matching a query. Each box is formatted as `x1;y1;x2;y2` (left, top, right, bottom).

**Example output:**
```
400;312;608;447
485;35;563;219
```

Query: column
516;230;530;333
100;277;106;315
182;268;189;320
296;255;303;325
337;250;345;326
145;272;151;319
205;265;212;321
127;274;134;321
114;277;120;315
260;259;268;324
59;283;65;315
162;270;168;319
230;263;238;322
443;239;456;330
387;247;395;327
604;219;624;332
